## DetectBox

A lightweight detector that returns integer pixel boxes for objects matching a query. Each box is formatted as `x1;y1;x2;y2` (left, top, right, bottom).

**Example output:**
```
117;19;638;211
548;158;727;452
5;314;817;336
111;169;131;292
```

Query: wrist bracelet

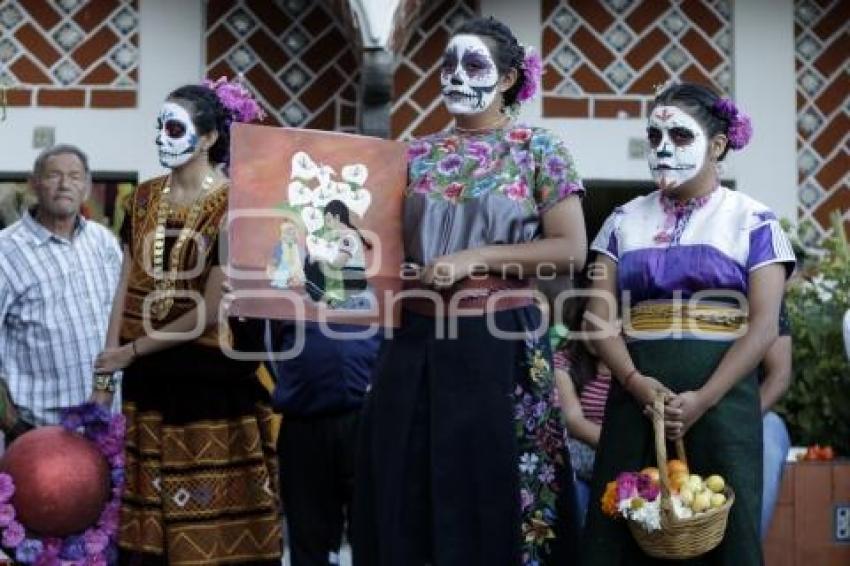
94;373;116;393
622;368;641;391
131;340;140;358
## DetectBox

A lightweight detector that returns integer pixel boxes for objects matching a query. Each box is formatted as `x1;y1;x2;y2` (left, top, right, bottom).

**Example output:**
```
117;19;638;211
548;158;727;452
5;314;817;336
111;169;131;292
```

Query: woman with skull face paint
353;17;587;566
93;80;282;565
580;83;794;565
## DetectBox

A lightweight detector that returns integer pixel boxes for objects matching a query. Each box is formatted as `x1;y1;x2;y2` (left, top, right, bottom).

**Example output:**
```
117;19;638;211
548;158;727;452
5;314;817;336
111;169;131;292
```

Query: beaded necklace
150;173;215;320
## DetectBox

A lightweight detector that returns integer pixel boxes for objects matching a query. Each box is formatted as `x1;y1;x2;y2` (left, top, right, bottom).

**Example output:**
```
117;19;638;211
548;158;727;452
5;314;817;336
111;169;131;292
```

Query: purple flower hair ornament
515;45;543;105
202;76;266;123
712;98;752;150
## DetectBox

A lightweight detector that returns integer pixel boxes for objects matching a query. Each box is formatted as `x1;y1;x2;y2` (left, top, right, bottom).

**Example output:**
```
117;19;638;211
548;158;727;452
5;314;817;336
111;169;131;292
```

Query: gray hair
32;144;91;180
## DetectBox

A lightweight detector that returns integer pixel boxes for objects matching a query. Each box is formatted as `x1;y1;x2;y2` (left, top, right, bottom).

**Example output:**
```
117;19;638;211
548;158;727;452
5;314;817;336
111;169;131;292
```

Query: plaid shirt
0;210;121;425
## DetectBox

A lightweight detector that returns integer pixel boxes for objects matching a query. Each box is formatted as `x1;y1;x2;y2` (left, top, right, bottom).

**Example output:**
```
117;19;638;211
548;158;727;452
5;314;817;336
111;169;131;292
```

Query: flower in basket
600;471;664;532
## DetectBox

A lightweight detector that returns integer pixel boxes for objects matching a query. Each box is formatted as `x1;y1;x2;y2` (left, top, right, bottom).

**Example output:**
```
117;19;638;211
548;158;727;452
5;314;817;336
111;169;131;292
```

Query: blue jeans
762;411;790;539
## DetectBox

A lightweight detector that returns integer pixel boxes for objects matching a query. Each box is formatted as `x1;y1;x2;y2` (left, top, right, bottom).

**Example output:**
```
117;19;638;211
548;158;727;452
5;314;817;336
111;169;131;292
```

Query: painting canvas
228;123;407;326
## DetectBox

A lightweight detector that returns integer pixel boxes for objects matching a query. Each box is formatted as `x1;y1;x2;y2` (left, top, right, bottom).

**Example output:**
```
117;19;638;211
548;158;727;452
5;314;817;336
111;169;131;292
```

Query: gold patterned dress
117;176;282;565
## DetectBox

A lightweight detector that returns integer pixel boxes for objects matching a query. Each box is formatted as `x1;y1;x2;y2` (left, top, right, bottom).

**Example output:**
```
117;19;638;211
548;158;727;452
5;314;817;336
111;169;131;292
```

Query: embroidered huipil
405;125;584;265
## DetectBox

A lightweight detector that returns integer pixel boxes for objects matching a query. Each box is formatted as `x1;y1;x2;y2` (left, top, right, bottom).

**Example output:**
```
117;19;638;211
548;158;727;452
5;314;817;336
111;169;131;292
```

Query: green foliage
777;213;850;456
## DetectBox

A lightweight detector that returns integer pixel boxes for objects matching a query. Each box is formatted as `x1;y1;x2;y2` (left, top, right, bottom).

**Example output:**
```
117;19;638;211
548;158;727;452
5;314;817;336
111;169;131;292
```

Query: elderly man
0;144;121;440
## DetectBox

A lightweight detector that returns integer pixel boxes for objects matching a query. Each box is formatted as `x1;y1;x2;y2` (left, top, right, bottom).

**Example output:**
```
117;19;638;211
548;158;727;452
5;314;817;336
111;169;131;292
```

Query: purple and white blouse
591;186;795;304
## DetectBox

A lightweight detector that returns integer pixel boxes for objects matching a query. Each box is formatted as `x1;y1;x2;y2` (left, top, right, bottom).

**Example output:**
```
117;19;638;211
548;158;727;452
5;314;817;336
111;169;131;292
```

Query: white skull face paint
646;105;708;192
440;34;499;115
156;102;198;169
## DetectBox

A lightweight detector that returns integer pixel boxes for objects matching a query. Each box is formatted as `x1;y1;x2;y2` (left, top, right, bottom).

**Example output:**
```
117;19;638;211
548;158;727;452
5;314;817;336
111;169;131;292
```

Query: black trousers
279;409;360;566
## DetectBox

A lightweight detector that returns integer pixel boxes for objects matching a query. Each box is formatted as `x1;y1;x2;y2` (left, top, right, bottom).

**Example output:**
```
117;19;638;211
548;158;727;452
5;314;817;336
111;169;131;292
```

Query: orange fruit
640;467;660;483
667;459;689;475
669;471;689;493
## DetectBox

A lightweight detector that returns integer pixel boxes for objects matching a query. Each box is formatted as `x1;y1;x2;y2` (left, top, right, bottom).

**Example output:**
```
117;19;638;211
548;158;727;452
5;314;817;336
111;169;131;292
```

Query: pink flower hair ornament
202;76;266;124
515;46;543;105
712;97;752;150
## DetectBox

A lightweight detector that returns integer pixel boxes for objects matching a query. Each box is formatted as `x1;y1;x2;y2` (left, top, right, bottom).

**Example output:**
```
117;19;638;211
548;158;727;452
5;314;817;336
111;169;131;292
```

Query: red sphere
0;426;110;536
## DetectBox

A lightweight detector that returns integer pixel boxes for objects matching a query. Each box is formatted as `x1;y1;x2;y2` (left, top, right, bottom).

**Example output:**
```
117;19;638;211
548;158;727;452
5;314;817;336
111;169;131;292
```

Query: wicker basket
626;394;735;559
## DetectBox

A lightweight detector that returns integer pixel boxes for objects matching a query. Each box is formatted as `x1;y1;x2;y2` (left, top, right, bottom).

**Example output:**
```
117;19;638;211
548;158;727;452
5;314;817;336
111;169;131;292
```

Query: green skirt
580;339;762;565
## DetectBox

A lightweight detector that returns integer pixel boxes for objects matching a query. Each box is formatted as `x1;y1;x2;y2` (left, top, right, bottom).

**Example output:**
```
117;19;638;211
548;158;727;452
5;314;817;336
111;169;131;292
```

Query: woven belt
627;302;748;339
402;276;533;317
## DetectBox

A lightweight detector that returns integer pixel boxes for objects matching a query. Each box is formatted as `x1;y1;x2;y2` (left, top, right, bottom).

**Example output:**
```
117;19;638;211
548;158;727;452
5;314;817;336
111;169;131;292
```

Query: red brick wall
540;0;732;118
1;0;139;108
205;0;360;133
793;0;849;242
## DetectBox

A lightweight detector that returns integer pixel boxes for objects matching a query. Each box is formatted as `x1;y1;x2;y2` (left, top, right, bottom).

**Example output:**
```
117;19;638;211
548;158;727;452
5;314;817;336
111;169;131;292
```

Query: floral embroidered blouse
404;124;584;266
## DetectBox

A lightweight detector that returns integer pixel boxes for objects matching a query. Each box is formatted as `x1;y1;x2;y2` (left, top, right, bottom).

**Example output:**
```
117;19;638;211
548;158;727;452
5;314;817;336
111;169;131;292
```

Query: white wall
0;0;205;182
481;0;798;219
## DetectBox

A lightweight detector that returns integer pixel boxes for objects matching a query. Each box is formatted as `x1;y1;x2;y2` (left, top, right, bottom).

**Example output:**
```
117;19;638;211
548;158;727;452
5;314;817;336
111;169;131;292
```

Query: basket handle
652;393;688;519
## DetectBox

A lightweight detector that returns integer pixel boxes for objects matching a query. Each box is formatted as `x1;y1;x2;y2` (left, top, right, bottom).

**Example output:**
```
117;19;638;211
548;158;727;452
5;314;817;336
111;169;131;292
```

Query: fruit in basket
667;459;688;475
706;474;725;493
687;474;704;492
710;492;727;508
692;491;711;513
670;471;689;492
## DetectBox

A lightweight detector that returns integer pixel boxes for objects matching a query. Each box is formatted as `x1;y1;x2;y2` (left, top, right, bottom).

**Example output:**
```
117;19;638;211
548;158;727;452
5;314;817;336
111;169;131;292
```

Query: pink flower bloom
2;520;26;548
517;50;543;104
520;488;534;511
0;503;15;527
0;474;14;503
616;472;640;501
443;182;464;202
407;141;432;161
505;180;530;201
506;128;533;144
413;175;435;194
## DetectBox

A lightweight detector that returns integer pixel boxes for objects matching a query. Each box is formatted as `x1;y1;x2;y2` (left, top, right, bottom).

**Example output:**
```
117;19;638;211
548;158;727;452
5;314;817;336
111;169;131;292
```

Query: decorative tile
795;34;821;61
555;79;582;97
794;0;822;26
206;0;361;132
282;27;308;54
282;100;308;126
662;45;688;72
110;43;137;70
281;0;309;18
0;71;15;87
543;0;731;118
0;38;18;63
604;24;633;52
226;8;256;37
800;182;823;207
53;60;80;85
57;0;85;14
281;62;311;93
602;0;634;14
4;0;139;108
798;107;824;135
553;45;581;73
605;61;633;89
795;0;849;238
798;148;821;176
228;45;257;72
799;69;824;96
0;2;23;29
715;28;732;55
111;7;137;35
551;6;578;35
53;22;85;51
661;11;687;36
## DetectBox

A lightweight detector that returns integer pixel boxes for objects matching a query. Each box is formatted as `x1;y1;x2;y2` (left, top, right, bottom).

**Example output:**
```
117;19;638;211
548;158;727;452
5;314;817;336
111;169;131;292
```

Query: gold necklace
150;173;215;320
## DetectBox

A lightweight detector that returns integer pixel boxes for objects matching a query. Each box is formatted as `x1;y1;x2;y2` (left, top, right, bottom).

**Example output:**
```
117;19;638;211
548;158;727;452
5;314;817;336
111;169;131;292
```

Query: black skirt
353;306;579;565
